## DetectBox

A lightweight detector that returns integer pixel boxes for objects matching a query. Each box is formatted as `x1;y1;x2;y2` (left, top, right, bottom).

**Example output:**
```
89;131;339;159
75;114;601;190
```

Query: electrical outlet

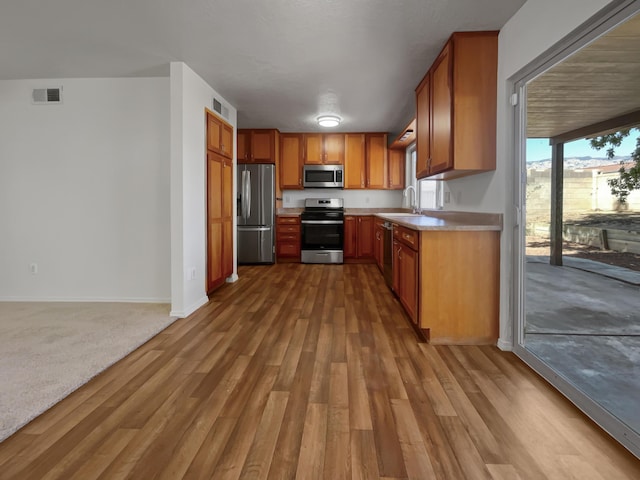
365;196;370;204
285;195;291;203
29;263;38;275
444;191;450;204
190;268;196;280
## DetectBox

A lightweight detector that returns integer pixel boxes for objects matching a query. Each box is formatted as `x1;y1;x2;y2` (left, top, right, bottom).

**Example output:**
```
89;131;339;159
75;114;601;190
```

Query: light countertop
276;208;303;217
276;208;502;231
375;211;502;231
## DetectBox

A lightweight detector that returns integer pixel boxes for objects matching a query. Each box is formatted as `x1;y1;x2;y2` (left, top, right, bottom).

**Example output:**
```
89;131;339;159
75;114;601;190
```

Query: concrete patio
525;256;640;433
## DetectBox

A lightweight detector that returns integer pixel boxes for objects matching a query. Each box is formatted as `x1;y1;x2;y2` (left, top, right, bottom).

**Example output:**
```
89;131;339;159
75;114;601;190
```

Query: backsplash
282;189;403;208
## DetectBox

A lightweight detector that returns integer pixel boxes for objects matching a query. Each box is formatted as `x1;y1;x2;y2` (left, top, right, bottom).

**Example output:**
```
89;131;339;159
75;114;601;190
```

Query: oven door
301;220;344;250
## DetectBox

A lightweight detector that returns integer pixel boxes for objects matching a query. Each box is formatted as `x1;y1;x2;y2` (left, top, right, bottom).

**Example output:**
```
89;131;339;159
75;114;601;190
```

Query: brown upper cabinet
365;133;388;189
415;72;431;179
304;133;344;164
344;133;366;189
387;148;405;190
207;112;233;159
415;31;498;180
387;120;412;189
237;129;278;164
345;133;401;190
280;133;304;189
277;130;402;191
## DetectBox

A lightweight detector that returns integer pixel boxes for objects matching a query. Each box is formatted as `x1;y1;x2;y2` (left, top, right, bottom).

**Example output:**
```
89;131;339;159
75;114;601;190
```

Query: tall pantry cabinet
206;110;234;293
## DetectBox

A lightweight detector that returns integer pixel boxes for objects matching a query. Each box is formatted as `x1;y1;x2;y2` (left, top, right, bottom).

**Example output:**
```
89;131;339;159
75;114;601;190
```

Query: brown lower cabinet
276;216;301;262
373;219;385;271
391;223;499;344
344;215;374;261
392;226;419;323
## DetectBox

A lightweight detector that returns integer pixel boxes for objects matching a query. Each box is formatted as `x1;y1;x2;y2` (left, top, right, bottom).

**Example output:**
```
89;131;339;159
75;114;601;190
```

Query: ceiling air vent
32;87;63;105
398;129;414;141
212;97;229;120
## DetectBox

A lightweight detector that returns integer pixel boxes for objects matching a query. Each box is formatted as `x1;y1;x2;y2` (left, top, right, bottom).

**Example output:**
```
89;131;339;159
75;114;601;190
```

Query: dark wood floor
1;263;639;479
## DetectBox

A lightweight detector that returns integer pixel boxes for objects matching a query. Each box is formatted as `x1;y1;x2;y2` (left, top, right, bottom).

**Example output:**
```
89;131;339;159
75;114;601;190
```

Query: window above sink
405;143;443;211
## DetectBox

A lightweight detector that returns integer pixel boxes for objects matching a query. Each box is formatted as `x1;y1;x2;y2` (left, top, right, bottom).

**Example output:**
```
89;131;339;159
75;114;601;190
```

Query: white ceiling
0;0;525;136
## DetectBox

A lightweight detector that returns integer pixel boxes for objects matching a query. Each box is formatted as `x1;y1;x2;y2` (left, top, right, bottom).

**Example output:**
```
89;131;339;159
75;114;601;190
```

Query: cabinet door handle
397;248;402;258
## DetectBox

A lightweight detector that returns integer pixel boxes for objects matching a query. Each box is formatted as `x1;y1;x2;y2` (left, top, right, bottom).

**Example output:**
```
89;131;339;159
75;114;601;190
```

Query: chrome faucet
402;185;419;213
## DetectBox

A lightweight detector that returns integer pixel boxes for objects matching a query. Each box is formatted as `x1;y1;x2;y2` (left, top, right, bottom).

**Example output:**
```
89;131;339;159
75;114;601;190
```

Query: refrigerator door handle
238;226;271;231
240;170;246;220
245;170;252;219
241;170;248;220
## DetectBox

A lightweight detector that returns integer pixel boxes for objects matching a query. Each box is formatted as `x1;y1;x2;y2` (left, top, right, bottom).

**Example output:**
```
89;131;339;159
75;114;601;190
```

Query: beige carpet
0;302;177;442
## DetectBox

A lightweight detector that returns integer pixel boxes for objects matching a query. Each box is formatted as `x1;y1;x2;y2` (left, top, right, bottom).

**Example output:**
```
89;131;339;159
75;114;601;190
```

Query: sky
526;129;638;162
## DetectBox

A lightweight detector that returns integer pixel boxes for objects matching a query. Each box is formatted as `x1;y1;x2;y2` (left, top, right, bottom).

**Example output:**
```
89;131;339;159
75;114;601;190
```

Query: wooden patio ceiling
526;11;640;140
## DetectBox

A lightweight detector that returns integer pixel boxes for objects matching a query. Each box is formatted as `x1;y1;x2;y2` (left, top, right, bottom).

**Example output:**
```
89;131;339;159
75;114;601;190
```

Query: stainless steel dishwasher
382;221;393;289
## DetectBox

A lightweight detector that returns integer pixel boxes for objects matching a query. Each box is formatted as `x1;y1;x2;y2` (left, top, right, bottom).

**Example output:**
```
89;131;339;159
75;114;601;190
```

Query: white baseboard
497;337;513;351
170;295;209;318
226;273;239;283
0;296;171;303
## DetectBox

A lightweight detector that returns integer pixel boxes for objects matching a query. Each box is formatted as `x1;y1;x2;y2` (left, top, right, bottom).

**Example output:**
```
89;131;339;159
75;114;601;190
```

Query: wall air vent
32;87;63;105
212;97;229;120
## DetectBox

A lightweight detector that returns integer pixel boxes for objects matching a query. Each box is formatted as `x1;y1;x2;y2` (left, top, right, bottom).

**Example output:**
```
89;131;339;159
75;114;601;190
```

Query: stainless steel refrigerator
237;164;275;264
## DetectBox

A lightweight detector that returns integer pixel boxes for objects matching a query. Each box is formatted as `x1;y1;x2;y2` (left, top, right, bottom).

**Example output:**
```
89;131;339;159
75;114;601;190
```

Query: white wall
0;77;171;302
169;62;237;318
283;189;403;208
444;0;611;349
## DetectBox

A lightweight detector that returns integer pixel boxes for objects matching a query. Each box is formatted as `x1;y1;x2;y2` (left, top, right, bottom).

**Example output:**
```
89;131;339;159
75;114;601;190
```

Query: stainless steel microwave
303;165;344;188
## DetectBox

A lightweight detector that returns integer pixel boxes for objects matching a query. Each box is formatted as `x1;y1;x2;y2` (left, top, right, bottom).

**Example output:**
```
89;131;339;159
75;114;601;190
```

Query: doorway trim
511;0;640;458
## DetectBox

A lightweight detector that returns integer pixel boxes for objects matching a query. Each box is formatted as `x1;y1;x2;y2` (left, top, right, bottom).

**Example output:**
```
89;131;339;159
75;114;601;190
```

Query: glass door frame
511;0;640;457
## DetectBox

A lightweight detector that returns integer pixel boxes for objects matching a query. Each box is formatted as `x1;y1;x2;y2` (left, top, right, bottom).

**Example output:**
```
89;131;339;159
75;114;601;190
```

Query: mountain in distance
526;155;632;170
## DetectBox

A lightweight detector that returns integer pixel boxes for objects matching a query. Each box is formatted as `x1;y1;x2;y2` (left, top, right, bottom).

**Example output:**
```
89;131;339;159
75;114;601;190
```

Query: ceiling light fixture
317;115;341;128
